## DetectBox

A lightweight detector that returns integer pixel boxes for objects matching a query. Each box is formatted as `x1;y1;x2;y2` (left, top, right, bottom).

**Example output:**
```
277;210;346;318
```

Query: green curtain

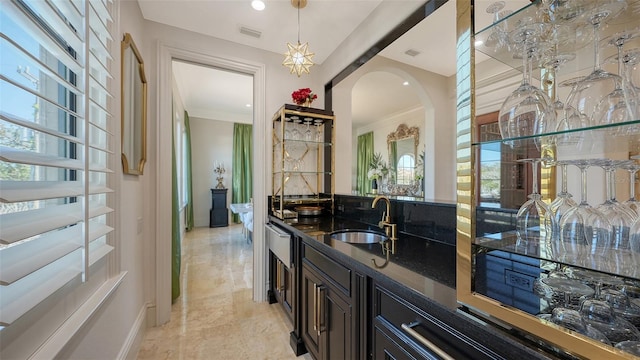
171;122;181;303
356;132;374;195
389;141;397;183
232;123;253;223
184;111;194;232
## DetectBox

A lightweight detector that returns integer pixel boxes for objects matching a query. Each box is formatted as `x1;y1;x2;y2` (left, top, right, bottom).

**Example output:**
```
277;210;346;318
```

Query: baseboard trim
117;302;148;360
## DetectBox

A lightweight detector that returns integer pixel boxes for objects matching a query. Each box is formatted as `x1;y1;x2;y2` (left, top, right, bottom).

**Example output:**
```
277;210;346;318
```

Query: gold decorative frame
387;124;419;170
121;33;147;175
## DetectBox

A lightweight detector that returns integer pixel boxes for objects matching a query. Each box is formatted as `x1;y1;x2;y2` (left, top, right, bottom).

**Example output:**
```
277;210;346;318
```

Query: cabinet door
324;286;351;360
301;264;352;360
281;263;294;318
301;265;322;360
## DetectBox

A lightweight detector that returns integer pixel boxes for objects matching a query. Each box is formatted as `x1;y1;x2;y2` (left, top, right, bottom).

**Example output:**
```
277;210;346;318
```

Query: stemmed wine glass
498;19;555;149
566;1;628;130
621;161;640;217
313;119;323;142
550;160;577;241
555;76;587;146
594;159;635;253
303;118;313;141
516;158;556;247
484;1;513;51
559;159;613;268
290;116;302;140
593;29;640;130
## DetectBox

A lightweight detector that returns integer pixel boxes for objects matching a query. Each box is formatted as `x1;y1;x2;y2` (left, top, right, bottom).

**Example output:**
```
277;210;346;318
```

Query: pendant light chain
297;0;300;44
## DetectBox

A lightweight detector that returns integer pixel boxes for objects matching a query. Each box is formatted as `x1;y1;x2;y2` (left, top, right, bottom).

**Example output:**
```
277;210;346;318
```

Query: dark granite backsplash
334;194;457;245
270;195;518;245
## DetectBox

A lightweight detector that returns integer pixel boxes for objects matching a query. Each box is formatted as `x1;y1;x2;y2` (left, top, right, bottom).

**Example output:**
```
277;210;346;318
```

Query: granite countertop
269;215;458;310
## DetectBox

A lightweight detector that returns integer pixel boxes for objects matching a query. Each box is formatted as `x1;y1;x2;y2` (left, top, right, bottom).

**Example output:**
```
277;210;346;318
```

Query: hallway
136;225;310;359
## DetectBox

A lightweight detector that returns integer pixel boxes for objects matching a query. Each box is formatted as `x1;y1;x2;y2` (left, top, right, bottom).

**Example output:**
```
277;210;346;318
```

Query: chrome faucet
371;195;397;254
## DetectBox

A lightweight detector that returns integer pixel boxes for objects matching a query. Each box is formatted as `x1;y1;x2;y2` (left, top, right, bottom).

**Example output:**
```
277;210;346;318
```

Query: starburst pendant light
283;0;314;76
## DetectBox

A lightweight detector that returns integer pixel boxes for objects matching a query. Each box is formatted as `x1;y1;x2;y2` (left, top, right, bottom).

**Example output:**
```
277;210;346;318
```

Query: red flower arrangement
291;88;318;106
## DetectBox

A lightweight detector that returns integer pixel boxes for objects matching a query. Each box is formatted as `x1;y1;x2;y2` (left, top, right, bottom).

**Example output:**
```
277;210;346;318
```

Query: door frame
156;43;267;325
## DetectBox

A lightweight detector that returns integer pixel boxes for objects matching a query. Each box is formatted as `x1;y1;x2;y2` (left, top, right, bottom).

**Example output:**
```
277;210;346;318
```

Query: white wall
190;117;235;227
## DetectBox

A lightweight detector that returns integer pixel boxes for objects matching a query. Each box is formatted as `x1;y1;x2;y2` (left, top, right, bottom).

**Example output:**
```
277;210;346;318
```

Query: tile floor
136;224;312;360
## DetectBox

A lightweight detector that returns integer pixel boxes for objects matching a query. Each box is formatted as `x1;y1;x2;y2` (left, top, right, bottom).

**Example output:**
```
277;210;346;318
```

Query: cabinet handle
278;263;285;292
313;283;319;332
316;285;325;335
276;261;281;292
401;322;454;360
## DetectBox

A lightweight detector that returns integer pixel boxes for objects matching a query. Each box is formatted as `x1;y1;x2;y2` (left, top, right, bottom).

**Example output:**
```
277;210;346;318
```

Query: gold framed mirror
387;124;419;185
121;33;147;175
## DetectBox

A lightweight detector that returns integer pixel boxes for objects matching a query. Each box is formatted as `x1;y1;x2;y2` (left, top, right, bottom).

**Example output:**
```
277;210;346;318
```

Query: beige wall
334;56;457;201
190;118;235;227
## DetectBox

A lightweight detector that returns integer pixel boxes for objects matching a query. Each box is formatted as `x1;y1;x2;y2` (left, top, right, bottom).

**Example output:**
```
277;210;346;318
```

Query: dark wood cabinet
209;188;228;227
373;324;418;360
269;251;294;322
301;263;352;360
372;280;503;360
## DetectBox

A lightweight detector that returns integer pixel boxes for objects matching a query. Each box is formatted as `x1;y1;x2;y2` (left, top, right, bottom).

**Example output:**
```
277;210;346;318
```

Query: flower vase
371;178;378;194
303;99;312;107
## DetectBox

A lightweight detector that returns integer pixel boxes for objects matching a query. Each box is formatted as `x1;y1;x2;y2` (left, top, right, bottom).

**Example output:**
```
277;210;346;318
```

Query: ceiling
141;0;530;124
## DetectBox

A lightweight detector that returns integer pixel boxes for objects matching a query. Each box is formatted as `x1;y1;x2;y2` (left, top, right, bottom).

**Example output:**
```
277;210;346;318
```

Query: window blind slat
0;35;83;95
89;51;113;80
0;225;83;285
1;77;84;121
88;241;113;267
0;146;84;170
0;111;84;145
6;0;84;75
22;0;85;52
88;223;113;242
0;181;83;203
0;250;81;326
89;143;114;154
89;164;113;173
0;202;111;244
89;0;112;28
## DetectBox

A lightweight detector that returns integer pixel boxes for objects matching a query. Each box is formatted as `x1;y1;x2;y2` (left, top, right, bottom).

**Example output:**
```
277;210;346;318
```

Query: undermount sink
330;230;388;244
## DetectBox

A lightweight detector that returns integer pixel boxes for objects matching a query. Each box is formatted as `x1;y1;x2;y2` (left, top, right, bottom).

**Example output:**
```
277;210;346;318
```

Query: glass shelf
273;139;332;147
474;0;640;80
273;171;332;176
474;232;639;280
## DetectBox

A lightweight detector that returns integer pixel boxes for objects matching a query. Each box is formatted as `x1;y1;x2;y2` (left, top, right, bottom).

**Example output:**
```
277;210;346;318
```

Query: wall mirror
329;1;451;201
387;124;419;185
121;33;147;175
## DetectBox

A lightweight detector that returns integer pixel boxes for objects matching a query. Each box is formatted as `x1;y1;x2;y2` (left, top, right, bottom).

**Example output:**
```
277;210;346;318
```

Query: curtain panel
232;123;253;223
356;132;374;195
184;111;194;232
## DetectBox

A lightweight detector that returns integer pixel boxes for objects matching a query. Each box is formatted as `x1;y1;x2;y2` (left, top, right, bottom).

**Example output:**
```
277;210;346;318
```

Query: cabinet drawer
373;284;501;360
302;243;351;296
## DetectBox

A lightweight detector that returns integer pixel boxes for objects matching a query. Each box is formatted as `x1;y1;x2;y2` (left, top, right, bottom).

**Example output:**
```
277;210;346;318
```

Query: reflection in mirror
121;33;147;175
331;1;458;202
387;124;419;185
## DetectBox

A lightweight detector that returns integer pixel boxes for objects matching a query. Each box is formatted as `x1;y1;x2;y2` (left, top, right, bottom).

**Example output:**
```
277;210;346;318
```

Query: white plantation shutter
0;0;114;333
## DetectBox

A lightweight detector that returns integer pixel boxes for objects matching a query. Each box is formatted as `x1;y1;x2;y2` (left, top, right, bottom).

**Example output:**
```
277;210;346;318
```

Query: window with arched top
396;154;415;185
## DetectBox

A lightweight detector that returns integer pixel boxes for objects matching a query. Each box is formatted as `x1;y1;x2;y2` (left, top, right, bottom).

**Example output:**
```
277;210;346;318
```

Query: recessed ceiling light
402;81;409;86
246;104;252;107
475;40;483;46
251;0;265;11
